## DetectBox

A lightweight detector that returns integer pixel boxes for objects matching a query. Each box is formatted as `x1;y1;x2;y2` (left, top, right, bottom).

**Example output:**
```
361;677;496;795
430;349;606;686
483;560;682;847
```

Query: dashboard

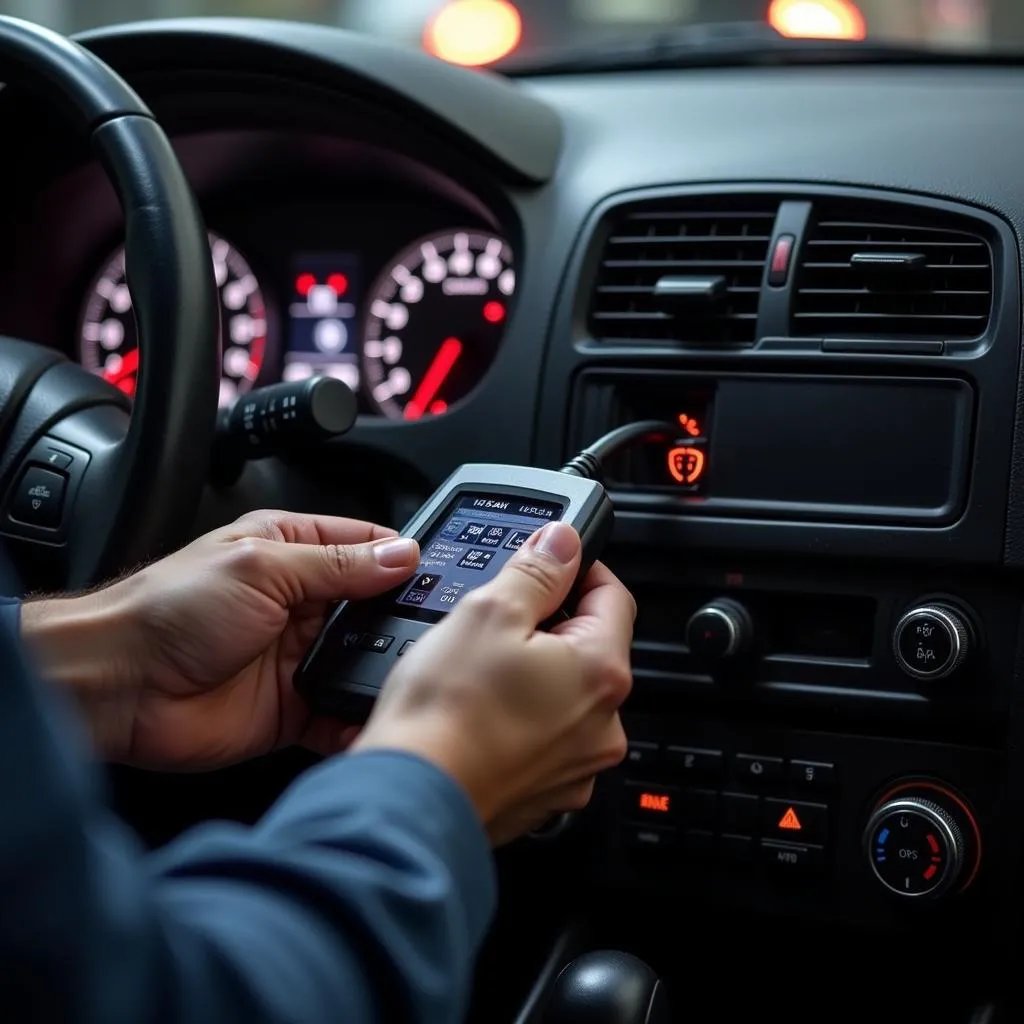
3;17;1024;1024
0;128;517;419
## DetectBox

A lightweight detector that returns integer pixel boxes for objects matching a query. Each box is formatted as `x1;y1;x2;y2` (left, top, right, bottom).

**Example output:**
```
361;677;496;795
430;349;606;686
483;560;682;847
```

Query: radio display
395;492;565;615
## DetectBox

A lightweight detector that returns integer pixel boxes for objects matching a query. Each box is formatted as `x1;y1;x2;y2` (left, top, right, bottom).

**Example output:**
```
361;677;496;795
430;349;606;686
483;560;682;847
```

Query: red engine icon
667;446;706;486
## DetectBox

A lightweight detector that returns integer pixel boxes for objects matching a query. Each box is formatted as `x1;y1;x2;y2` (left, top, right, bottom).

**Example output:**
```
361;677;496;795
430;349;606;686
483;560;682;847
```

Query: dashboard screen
395;492;564;615
284;252;362;391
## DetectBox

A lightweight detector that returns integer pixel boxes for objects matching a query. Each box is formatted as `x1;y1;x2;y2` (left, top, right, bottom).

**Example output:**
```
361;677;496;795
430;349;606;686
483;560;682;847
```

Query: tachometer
79;232;268;409
362;229;515;419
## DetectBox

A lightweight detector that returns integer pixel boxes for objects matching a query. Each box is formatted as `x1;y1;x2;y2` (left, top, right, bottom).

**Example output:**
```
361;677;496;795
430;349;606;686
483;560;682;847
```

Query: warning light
327;273;349;295
295;272;316;297
639;792;671;813
777;806;803;831
424;0;523;67
767;0;867;40
667;446;706;486
677;413;701;438
483;300;506;324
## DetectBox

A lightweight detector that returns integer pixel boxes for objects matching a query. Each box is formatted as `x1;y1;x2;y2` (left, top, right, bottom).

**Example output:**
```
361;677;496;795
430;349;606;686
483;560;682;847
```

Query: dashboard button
665;745;723;779
358;633;394;653
733;753;783;783
762;798;828;845
721;834;755;864
397;640;416;656
623;782;678;824
659;745;724;774
721;792;759;836
624;824;677;852
42;449;73;470
789;760;835;790
625;742;660;771
760;840;824;873
680;788;718;829
9;467;66;529
768;233;795;286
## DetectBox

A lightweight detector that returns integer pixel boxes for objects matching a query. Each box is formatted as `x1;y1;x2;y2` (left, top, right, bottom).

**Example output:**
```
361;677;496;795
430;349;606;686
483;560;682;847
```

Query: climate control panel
593;715;998;935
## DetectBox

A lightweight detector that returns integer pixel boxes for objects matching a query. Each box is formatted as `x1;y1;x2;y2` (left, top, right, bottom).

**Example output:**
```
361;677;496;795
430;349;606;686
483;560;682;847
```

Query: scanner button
358;633;394;653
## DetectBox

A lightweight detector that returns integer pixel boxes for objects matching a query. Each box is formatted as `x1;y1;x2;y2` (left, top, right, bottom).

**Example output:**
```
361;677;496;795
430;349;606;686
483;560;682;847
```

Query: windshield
0;1;1017;67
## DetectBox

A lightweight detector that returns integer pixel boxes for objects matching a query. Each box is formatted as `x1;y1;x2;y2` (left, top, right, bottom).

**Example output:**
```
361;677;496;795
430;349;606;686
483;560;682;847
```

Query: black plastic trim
75;17;563;185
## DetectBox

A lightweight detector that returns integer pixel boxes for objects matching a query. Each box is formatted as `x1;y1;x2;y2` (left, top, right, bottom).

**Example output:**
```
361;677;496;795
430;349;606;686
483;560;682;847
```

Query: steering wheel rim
0;16;218;588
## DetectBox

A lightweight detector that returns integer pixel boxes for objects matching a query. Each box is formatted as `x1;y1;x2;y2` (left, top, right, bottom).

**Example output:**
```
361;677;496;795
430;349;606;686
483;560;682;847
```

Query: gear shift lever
541;951;669;1024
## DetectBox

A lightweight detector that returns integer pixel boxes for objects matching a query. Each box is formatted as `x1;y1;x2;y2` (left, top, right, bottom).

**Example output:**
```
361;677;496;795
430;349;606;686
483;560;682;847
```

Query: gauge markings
79;231;267;408
362;229;515;420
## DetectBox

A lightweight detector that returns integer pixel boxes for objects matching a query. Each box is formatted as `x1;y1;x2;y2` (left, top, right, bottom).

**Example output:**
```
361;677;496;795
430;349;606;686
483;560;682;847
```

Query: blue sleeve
0;596;496;1023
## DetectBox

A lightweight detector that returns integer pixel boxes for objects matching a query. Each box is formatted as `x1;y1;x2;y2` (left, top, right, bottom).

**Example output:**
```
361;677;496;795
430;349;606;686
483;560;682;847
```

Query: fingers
228;510;399;548
468;521;581;630
238;535;420;605
551;561;636;659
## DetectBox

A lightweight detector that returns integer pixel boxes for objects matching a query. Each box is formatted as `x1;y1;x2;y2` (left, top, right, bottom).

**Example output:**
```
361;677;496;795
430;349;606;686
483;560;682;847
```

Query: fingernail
373;537;419;568
533;521;579;564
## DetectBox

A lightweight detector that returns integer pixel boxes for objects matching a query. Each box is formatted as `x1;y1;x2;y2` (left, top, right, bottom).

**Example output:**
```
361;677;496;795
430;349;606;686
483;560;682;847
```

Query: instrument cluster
77;214;516;420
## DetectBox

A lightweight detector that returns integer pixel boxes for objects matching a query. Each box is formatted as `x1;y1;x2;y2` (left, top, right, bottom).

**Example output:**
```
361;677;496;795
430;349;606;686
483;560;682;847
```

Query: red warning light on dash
638;792;672;814
667;446;706;486
677;413;702;438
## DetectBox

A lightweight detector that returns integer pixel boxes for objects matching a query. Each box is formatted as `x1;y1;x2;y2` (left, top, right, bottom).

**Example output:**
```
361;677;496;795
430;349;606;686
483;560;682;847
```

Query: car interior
0;2;1020;1021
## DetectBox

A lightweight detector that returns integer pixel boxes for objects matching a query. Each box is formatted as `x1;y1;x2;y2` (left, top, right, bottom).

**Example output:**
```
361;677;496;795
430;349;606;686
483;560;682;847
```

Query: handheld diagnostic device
295;463;613;722
295;420;675;723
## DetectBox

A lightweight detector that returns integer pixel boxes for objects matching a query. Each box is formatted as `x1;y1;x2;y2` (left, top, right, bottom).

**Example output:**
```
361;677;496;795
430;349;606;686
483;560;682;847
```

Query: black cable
560;420;679;480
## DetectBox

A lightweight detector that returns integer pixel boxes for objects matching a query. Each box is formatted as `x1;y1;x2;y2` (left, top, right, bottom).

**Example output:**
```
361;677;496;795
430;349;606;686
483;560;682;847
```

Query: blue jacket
0;599;495;1022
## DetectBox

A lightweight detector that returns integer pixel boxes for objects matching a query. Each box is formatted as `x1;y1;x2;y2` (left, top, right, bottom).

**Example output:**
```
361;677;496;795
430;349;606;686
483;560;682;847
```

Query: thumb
262;535;420;604
480;521;581;629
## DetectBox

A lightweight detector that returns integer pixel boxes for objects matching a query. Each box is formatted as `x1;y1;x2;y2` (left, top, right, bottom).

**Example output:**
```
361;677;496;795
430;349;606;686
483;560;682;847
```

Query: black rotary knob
892;603;972;681
863;781;981;900
685;598;752;660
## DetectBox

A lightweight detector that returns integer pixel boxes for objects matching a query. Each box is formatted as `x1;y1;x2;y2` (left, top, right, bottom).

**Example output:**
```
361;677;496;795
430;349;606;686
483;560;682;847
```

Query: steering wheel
0;17;218;592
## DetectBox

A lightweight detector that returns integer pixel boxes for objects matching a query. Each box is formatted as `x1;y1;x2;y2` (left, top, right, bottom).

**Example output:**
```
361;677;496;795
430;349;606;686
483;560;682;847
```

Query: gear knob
542;950;669;1024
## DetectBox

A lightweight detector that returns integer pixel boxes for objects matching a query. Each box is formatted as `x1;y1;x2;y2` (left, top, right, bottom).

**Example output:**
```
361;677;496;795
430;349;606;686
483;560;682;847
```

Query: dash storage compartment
572;370;974;525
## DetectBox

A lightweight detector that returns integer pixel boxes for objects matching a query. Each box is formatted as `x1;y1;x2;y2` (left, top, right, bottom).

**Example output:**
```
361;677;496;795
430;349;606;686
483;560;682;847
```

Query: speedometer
362;229;515;419
79;232;268;409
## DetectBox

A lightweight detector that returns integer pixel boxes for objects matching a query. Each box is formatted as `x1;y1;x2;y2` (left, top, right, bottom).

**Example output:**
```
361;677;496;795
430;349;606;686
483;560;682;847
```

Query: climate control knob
892;603;972;681
863;782;980;900
685;598;752;660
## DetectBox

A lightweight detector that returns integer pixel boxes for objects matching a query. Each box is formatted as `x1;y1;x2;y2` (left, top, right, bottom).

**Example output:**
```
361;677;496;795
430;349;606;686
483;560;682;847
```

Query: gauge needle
103;347;139;385
405;336;463;420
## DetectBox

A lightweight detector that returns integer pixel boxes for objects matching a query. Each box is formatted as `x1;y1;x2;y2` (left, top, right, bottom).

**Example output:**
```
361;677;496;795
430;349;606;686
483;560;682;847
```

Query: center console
529;182;1024;975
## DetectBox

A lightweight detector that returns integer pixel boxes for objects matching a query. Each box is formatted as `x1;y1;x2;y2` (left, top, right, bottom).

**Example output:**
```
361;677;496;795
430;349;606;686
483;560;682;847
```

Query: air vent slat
588;195;779;345
793;200;992;341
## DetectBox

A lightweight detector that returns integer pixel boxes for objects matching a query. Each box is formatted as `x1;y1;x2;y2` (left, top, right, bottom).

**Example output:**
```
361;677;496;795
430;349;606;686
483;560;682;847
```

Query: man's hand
354;521;635;845
22;511;419;769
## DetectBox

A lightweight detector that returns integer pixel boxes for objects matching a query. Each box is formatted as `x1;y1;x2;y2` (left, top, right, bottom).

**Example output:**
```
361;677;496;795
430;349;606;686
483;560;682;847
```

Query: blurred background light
424;0;523;65
768;0;867;39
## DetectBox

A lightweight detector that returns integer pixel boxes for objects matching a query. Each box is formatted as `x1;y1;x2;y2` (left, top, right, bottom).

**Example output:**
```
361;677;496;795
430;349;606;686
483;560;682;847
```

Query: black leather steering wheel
0;16;218;592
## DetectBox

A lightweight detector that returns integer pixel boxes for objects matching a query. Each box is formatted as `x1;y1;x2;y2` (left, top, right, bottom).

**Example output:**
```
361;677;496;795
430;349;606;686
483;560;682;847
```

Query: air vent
589;196;780;345
793;201;993;340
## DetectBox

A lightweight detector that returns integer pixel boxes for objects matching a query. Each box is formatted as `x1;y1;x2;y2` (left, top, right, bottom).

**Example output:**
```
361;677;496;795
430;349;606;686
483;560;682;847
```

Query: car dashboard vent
589;196;781;346
793;202;993;340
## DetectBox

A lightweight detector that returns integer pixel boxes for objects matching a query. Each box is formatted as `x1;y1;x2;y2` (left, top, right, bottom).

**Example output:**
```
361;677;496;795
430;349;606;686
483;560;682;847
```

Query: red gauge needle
102;347;139;385
404;336;463;420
